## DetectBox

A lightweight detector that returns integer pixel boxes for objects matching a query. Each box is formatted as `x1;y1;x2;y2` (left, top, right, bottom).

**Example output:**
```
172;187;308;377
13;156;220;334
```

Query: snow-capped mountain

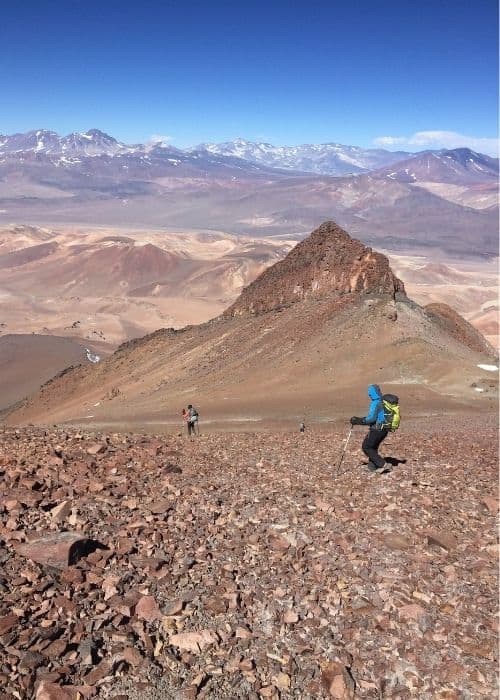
2;130;410;176
0;130;291;190
0;129;129;157
375;148;499;185
193;138;412;175
1;131;497;182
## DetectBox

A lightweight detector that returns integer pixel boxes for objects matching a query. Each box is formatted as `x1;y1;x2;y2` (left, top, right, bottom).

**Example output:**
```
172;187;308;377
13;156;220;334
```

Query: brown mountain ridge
6;221;497;428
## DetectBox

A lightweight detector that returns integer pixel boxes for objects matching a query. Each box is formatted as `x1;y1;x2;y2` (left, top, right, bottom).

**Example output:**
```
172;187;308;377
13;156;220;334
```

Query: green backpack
381;394;400;431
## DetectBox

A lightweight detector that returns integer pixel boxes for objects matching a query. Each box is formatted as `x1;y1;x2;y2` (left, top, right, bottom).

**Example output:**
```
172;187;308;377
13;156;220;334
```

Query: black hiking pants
362;428;388;468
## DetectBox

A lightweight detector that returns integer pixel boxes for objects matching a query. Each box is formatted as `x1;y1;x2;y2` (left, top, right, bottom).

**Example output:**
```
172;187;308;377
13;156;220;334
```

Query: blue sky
1;0;498;153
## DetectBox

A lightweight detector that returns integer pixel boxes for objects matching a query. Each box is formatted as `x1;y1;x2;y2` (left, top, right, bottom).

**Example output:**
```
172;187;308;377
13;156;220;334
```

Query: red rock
121;646;143;667
384;534;411;550
426;530;458;551
169;630;218;653
84;658;112;685
204;596;227;614
87;480;105;493
42;639;68;659
0;421;497;699
149;499;171;514
116;537;136;555
0;613;18;635
108;592;141;617
16;532;100;569
50;501;72;523
485;543;499;559
283;609;299;624
60;567;85;585
436;690;460;700
86;443;107;455
274;672;291;690
238;658;254;672
269;534;290;551
6;489;42;507
36;683;73;700
321;661;355;699
398;603;426;622
3;497;21;511
482;496;499;513
135;595;162;622
164;599;184;616
19;651;44;672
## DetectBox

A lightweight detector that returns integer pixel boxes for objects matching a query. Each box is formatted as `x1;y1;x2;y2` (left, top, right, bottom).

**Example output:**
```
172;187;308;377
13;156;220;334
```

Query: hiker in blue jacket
350;384;388;472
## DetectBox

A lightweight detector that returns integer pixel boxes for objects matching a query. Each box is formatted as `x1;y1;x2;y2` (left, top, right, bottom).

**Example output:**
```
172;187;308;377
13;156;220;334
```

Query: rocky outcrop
224;221;406;317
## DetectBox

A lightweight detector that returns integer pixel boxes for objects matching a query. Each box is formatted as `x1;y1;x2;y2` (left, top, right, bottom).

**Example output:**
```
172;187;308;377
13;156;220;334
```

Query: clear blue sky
1;0;498;153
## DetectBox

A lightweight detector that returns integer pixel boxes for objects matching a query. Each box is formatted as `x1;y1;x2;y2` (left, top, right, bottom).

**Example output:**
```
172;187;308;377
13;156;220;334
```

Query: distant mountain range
1;129;413;175
193;138;413;175
0;128;497;181
0;129;127;157
375;148;498;184
0;129;497;256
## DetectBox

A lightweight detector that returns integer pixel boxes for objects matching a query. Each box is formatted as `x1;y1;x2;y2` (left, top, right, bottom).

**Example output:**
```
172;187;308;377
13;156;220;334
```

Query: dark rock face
224;221;406;317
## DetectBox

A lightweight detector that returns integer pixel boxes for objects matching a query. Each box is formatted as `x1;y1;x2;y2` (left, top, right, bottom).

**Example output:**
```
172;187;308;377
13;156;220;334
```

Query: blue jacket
362;384;384;426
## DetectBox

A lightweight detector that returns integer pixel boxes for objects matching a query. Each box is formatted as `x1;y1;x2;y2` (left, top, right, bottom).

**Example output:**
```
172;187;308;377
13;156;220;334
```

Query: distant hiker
299;420;305;433
187;404;199;436
350;384;400;472
182;408;189;435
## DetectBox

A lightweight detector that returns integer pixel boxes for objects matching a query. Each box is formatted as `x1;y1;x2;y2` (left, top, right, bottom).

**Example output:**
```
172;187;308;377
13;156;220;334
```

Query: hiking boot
367;463;378;472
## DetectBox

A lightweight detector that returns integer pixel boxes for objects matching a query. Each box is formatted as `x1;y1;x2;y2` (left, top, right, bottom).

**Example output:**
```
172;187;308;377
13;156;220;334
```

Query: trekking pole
336;425;353;474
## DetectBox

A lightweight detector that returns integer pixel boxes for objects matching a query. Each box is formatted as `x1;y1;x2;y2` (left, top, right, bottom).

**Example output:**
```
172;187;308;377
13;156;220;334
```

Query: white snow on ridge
86;348;100;363
477;364;498;372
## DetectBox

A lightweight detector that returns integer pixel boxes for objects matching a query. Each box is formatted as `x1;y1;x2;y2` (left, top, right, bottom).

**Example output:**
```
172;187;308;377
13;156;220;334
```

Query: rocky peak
224;221;405;317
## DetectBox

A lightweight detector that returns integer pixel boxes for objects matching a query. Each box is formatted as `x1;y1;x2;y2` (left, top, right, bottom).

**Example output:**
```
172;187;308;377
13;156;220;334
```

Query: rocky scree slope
0;419;498;698
5;222;497;426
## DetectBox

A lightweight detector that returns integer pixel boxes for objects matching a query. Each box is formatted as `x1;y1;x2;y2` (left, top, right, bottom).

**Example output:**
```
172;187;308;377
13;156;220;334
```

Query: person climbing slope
187;404;199;436
350;384;400;472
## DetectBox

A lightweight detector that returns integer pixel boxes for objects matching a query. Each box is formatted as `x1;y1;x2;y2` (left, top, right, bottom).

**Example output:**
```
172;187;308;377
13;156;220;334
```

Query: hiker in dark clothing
350;384;388;472
187;404;199;436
